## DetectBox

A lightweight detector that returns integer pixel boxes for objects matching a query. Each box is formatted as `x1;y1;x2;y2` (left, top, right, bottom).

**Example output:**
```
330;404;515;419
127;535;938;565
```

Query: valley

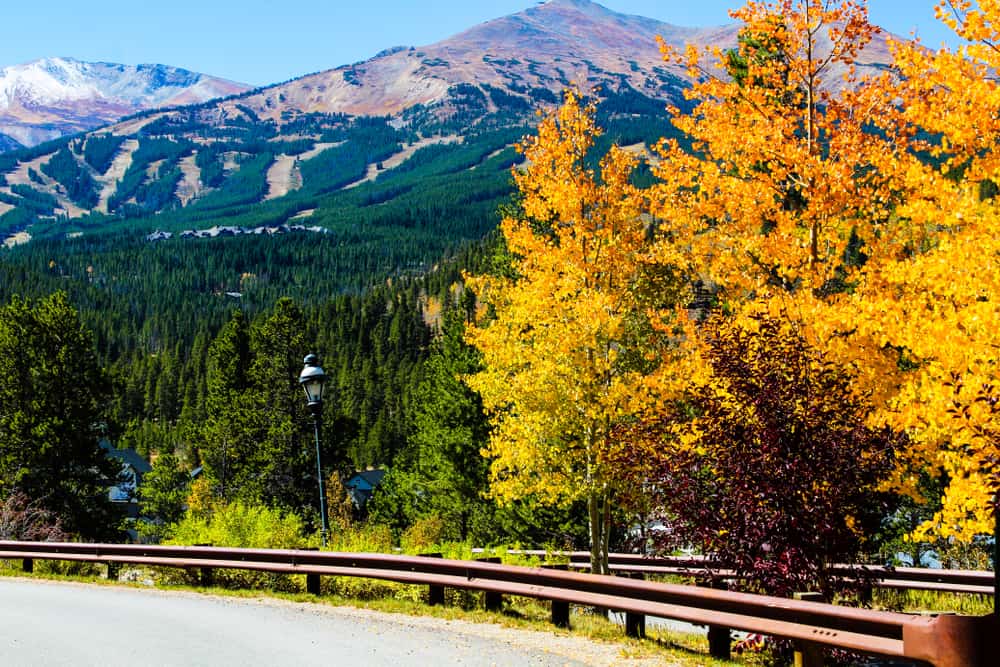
0;0;960;587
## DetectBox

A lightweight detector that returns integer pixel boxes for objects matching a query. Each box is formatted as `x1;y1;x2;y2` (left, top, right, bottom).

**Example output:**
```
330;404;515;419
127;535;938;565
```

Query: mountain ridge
0;0;900;249
211;0;893;123
0;57;249;147
216;0;735;120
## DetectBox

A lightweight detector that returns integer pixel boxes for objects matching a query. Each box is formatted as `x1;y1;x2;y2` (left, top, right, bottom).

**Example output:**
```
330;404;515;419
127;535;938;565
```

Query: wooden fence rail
0;541;996;667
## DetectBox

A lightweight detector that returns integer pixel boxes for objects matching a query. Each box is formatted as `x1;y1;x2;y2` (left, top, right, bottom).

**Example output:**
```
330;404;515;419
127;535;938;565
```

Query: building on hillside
345;468;386;510
99;440;152;519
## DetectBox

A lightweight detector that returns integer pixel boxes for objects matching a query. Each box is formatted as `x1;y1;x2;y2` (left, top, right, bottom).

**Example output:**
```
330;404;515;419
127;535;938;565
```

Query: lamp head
299;353;327;410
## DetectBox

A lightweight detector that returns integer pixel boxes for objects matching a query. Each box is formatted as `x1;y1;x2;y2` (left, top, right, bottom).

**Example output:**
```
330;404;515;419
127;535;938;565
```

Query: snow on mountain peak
0;57;245;110
0;57;99;107
0;58;249;146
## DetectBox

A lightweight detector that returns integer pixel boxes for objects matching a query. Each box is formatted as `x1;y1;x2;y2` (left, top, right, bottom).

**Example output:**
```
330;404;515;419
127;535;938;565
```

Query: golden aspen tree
464;92;679;574
849;0;1000;539
638;1;920;440
649;0;907;297
646;0;1000;541
641;0;933;427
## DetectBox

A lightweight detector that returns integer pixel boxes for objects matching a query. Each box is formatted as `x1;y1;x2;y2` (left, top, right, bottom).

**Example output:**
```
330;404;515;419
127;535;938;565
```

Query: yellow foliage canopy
463;92;693;571
465;92;659;507
644;0;1000;540
469;0;1000;545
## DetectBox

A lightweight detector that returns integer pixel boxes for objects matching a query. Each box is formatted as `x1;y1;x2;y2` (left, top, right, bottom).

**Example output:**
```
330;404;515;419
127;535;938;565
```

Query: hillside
0;0;908;484
0;0;899;250
217;0;891;121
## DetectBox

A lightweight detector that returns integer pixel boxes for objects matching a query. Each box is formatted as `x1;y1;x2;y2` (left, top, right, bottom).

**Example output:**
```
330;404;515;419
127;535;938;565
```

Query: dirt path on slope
263;141;339;200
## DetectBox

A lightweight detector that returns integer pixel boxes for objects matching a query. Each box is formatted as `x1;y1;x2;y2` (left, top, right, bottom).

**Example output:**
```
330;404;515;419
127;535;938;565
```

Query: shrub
0;491;67;541
169;501;311;550
627;313;902;599
326;523;393;553
162;501;312;590
400;516;447;552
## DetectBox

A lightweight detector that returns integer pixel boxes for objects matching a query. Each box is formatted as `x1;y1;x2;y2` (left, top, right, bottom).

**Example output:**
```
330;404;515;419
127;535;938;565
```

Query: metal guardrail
484;550;998;596
0;541;997;667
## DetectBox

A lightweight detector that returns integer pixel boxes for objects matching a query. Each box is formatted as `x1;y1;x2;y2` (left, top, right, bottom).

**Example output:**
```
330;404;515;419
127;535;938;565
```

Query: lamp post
299;353;329;547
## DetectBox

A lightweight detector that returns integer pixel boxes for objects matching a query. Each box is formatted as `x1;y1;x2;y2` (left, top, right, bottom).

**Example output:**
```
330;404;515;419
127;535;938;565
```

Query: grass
871;588;994;616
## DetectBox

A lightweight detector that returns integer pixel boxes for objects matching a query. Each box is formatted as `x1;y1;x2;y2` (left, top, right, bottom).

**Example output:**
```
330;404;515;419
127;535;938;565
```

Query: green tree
197;299;328;516
0;292;120;539
370;305;491;540
247;297;316;510
138;452;190;528
199;309;259;503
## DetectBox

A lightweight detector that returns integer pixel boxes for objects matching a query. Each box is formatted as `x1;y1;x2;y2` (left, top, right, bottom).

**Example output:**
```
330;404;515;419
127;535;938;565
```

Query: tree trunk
588;489;610;575
584;426;610;576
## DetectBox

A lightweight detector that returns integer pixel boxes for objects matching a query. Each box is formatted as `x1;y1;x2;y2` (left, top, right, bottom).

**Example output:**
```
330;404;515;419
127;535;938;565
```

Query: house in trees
345;468;386;510
99;440;152;518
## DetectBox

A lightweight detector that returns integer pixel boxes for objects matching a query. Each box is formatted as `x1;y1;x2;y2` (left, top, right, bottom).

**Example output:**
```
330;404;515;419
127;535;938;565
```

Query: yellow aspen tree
647;0;1000;541
641;0;936;419
464;92;677;574
637;1;930;436
849;0;1000;539
649;0;907;297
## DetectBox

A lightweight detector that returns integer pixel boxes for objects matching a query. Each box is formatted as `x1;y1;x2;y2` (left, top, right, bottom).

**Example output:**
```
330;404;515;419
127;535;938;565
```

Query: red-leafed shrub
623;313;901;599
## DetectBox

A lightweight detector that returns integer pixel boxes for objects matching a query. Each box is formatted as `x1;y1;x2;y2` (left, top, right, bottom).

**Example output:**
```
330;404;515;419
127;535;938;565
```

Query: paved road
0;578;646;667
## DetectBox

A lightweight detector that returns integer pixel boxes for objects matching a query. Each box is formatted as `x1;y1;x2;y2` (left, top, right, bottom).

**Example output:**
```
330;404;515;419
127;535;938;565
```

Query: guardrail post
544;563;571;628
302;547;321;595
21;558;33;573
793;592;825;667
621;572;646;638
858;580;873;606
194;543;213;587
421;553;445;605
699;580;731;659
107;561;120;580
475;557;503;612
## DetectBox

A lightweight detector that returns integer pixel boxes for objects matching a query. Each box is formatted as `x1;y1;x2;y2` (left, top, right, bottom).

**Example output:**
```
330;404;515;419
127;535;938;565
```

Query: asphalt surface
0;578;644;666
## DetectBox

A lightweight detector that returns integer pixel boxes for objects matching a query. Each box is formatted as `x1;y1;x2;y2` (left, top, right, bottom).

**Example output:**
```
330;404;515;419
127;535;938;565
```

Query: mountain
216;0;891;122
0;0;913;525
0;57;249;147
224;0;714;119
0;0;898;250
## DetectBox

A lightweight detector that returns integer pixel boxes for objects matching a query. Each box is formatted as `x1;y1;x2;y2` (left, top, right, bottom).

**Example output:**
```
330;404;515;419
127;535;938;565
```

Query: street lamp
299;353;329;547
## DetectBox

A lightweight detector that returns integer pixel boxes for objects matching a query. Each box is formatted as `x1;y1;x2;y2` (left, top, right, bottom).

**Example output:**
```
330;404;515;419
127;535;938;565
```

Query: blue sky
2;1;959;86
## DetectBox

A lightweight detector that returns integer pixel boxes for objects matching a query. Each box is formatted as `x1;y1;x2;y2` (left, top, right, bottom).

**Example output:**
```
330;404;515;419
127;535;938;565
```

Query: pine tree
0;292;120;538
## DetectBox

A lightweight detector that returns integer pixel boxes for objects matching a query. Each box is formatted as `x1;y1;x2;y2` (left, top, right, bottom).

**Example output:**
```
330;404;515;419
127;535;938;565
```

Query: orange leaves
862;218;1000;539
648;1;907;302
849;1;1000;539
648;1;1000;540
471;2;1000;543
514;91;601;228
